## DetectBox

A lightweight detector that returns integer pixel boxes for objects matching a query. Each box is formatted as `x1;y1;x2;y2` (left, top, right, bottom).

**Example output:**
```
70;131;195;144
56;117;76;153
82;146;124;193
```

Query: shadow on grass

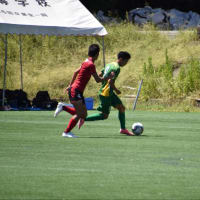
77;134;149;139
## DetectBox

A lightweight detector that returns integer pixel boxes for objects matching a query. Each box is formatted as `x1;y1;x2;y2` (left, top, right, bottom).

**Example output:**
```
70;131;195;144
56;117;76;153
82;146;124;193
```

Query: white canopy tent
0;0;107;107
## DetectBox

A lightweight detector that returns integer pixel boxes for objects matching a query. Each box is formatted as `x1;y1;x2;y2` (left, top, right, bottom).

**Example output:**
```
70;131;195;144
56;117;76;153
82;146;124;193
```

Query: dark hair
118;51;131;60
88;44;100;57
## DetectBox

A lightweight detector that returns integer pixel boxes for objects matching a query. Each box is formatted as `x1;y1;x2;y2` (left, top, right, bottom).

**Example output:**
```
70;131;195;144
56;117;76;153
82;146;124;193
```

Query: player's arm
92;72;105;83
69;66;81;86
64;66;81;93
99;71;103;77
92;71;114;83
98;68;104;77
109;79;121;95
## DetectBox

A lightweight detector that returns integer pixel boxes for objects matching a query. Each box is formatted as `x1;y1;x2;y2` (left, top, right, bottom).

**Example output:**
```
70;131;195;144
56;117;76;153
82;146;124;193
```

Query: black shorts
68;87;85;104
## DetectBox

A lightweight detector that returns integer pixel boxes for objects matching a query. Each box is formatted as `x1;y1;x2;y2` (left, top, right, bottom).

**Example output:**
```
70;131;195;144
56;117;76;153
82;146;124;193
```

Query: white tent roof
0;0;107;36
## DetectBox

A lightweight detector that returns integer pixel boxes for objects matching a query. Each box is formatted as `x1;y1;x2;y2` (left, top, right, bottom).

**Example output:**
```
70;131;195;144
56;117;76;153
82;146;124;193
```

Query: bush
142;49;200;100
1;24;200;111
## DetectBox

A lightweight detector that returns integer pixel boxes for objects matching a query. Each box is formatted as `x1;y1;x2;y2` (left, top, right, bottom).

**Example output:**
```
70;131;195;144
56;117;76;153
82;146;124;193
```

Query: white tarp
0;0;107;36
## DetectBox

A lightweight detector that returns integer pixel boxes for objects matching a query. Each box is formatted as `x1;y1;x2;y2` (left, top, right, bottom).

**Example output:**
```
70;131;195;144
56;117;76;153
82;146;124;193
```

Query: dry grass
1;24;200;110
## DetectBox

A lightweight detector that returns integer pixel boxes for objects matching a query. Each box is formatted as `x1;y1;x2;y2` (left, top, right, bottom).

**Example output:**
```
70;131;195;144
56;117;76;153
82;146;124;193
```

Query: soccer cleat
78;118;85;129
54;102;64;118
120;129;134;136
62;132;77;138
97;106;103;112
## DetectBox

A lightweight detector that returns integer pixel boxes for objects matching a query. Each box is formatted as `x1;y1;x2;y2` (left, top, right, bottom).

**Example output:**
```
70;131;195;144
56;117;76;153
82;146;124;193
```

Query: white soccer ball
132;122;144;136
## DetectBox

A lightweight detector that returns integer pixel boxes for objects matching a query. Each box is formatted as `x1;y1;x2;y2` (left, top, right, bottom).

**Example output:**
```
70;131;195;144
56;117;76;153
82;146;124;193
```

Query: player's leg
78;95;110;129
63;105;76;115
54;102;76;117
112;93;134;136
62;88;87;137
54;87;77;117
63;99;87;136
85;95;110;121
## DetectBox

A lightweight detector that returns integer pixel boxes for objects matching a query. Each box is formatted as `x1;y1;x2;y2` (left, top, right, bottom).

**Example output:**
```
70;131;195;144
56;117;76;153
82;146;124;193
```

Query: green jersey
99;62;120;97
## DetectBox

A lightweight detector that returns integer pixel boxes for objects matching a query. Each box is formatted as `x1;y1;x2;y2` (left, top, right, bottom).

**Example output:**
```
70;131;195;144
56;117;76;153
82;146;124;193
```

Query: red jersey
71;58;97;92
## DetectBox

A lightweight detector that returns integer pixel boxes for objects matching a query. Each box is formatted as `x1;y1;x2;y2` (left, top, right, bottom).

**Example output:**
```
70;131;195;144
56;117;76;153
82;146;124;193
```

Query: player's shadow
78;134;148;139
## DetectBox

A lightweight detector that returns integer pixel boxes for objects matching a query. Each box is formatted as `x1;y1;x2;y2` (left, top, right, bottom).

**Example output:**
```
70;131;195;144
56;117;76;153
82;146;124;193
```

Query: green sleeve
102;63;120;80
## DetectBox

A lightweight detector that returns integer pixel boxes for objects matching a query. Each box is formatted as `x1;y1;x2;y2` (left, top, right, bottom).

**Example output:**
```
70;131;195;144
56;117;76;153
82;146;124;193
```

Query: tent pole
102;36;106;67
2;34;8;107
19;34;23;90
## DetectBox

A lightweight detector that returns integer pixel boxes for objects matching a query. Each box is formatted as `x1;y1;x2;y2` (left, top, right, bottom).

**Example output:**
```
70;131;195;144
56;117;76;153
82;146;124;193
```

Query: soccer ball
132;122;144;136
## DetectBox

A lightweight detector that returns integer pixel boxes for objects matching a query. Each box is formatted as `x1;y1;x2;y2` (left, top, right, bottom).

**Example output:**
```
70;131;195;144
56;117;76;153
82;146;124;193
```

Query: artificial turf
0;110;200;200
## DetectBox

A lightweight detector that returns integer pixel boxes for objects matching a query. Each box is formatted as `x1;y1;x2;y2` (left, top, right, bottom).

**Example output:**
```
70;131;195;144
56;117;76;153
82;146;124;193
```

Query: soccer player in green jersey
79;51;134;136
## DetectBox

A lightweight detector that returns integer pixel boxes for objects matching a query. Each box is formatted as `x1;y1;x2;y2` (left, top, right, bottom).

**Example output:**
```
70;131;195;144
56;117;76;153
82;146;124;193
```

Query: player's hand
64;86;70;94
109;71;115;79
115;89;121;95
99;72;103;77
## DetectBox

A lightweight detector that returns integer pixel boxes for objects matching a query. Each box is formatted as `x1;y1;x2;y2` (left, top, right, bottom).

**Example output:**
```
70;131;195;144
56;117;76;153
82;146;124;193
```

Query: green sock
118;112;125;129
85;113;105;121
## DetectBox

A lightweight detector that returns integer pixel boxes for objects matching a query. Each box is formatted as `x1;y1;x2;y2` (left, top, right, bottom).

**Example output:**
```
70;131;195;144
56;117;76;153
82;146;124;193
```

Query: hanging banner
0;0;107;36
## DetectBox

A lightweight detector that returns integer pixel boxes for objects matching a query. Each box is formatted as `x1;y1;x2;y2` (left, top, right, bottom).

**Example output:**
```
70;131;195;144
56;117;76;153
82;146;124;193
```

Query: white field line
0;119;64;125
0;165;101;173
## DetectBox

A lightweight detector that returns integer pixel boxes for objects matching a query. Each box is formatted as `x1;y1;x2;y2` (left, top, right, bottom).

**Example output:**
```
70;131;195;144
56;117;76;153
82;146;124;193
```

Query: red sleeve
90;64;97;74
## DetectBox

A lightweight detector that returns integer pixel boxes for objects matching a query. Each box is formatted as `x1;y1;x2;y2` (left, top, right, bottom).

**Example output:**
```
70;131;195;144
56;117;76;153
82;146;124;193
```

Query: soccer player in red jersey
54;44;111;137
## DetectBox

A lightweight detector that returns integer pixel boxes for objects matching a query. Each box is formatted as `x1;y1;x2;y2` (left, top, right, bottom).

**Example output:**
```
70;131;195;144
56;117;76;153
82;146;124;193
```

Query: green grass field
1;110;200;200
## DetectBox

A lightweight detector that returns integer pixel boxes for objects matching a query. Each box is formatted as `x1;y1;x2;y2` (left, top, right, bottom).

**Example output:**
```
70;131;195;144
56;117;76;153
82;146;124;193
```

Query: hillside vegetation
1;24;200;111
